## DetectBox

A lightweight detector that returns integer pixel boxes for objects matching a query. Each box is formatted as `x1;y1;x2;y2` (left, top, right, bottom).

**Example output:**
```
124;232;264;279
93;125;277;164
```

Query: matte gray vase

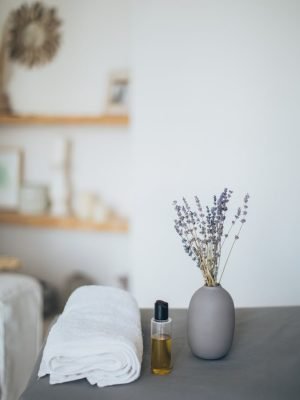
187;285;235;359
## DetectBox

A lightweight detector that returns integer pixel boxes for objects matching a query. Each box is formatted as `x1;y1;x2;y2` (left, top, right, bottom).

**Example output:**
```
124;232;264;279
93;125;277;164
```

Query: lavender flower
173;189;250;286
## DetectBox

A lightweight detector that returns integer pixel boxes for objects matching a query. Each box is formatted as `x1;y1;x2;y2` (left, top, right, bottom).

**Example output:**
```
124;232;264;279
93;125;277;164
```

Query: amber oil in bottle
151;300;172;375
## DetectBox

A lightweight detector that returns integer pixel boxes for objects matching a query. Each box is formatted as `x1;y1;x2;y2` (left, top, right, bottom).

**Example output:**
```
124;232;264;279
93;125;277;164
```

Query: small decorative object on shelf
73;192;110;223
73;192;97;221
19;183;49;215
106;71;129;116
49;136;71;217
0;147;22;210
173;189;250;359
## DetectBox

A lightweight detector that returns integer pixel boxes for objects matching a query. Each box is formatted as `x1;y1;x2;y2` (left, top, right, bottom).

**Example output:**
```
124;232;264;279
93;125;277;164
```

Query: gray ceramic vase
187;285;235;359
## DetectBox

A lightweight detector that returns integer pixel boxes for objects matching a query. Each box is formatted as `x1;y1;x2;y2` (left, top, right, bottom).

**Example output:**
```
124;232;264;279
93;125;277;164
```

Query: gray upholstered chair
0;273;42;400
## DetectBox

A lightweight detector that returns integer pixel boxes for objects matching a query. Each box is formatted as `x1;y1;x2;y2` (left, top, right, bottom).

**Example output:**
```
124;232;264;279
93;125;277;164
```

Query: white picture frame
0;147;22;210
106;71;129;115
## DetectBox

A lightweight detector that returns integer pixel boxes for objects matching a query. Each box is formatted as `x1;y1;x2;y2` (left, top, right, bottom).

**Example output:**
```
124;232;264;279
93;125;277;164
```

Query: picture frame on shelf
0;147;22;210
106;71;129;115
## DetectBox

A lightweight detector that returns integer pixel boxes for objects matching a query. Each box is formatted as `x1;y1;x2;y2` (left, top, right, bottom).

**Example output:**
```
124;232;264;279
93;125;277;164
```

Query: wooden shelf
0;212;128;233
0;114;129;126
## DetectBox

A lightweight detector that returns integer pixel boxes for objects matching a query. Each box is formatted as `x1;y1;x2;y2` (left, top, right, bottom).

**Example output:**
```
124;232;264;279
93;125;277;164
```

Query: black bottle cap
154;300;169;321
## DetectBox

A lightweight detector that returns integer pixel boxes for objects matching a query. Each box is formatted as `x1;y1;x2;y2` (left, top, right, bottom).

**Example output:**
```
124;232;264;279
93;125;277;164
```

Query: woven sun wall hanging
7;1;62;68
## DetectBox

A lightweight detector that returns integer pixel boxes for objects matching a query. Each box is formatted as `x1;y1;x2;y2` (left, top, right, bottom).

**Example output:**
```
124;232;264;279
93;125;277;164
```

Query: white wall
131;0;300;307
0;0;131;289
1;0;299;308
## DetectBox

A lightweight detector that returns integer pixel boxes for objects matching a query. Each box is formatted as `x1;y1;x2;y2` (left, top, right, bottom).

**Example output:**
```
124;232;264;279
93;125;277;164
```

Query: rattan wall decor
7;2;62;68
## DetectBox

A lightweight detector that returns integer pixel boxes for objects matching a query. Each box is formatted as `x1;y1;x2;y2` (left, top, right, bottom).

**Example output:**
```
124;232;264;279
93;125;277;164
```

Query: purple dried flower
235;207;241;219
244;193;250;203
173;189;250;287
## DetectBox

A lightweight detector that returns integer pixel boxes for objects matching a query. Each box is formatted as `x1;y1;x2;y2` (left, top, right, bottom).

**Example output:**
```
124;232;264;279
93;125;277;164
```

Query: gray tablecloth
21;307;300;400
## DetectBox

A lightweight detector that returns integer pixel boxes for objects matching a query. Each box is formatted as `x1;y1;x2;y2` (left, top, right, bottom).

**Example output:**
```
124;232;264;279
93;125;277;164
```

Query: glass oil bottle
151;300;172;375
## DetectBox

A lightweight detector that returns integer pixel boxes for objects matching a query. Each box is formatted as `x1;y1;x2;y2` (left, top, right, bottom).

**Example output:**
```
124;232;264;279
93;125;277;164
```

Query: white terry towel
38;286;143;387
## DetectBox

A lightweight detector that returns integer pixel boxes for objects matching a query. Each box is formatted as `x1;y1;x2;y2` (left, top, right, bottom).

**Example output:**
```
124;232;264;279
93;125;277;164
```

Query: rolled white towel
38;285;143;387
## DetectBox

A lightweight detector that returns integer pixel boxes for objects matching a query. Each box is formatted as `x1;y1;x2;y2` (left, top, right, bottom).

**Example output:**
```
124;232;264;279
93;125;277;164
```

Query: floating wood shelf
0;212;128;233
0;114;129;126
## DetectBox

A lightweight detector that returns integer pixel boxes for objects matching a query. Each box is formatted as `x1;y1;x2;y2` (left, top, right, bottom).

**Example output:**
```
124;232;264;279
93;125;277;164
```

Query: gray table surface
21;307;300;400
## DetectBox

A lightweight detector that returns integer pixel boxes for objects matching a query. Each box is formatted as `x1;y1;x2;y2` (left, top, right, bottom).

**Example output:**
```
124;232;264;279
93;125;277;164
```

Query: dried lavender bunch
173;189;250;286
